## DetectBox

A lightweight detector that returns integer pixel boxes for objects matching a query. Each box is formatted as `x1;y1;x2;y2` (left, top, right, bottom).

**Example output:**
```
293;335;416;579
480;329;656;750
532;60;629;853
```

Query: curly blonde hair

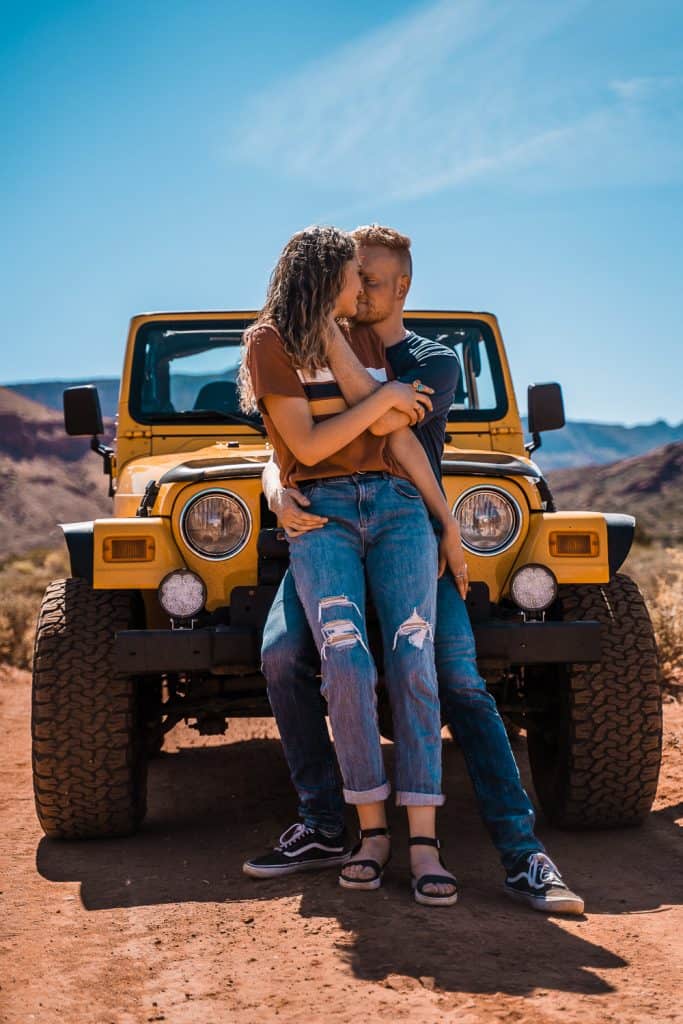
239;225;356;413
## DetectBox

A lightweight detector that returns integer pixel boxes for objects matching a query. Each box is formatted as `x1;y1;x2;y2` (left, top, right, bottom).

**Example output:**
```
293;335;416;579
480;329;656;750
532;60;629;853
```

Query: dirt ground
1;667;681;1024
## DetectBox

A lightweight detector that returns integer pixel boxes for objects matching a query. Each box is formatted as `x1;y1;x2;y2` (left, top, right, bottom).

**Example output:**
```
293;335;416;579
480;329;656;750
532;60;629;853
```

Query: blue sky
2;0;682;424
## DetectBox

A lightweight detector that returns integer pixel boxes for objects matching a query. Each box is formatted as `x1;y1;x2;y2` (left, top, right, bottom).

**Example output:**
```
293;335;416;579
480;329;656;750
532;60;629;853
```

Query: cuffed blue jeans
278;472;444;808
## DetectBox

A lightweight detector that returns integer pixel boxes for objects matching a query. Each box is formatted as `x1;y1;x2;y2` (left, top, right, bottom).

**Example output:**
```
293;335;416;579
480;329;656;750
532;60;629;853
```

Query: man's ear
396;274;411;300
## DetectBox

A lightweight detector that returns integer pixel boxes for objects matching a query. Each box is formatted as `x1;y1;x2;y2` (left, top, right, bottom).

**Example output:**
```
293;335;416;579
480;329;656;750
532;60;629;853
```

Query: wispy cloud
234;0;683;199
609;75;683;102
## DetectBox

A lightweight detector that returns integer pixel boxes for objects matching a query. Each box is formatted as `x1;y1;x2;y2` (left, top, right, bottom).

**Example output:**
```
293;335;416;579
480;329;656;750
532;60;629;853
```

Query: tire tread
31;578;146;839
528;573;662;828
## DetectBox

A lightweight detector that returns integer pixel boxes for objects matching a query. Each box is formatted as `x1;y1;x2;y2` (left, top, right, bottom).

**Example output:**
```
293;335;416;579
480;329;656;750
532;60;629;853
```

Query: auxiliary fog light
510;564;558;613
158;569;206;620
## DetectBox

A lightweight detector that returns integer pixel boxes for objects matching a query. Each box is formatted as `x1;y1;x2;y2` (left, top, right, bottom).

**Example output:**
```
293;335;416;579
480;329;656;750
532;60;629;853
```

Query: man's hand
438;521;469;599
271;486;328;538
385;380;433;421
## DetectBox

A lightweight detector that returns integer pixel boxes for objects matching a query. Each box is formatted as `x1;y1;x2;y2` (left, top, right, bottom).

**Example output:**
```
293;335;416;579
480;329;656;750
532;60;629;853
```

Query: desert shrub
647;551;683;697
1;541;681;696
624;544;683;698
0;547;69;669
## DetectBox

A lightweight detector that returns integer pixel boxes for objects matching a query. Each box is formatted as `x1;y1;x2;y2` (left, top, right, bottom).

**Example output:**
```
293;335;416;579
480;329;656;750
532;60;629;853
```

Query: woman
239;225;460;905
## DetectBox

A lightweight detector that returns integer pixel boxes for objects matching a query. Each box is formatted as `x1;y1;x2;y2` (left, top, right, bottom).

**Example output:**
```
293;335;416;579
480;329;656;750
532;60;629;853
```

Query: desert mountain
529;417;683;470
1;387;681;558
548;441;683;546
8;379;123;424
7;379;683;470
0;388;112;558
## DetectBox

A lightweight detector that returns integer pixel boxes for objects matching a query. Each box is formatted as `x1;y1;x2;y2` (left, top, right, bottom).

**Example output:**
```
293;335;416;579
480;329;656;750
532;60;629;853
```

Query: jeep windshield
129;316;506;426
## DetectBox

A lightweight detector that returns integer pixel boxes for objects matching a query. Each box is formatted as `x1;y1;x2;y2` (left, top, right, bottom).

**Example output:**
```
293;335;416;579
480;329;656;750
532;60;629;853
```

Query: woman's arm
263;381;430;467
388;429;469;596
325;320;432;435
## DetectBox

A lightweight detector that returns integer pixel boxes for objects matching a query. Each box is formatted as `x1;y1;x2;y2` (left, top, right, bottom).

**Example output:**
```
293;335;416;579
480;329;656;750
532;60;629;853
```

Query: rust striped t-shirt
246;323;393;487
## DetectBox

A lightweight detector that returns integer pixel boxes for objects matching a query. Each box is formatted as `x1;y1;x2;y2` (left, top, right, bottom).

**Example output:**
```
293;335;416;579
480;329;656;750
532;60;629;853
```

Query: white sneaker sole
504;886;585;915
242;852;350;879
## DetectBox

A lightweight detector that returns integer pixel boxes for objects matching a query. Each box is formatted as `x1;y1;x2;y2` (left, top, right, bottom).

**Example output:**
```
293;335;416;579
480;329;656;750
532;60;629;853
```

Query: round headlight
453;487;520;555
510;564;558;612
158;569;207;619
181;489;251;560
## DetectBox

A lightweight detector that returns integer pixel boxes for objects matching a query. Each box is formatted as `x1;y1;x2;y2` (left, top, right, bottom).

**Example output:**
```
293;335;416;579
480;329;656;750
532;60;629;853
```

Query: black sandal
338;827;391;891
409;837;458;907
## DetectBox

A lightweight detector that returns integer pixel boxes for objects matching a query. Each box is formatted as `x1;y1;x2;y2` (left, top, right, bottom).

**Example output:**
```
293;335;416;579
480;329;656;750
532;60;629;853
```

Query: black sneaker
504;852;585;915
242;823;350;879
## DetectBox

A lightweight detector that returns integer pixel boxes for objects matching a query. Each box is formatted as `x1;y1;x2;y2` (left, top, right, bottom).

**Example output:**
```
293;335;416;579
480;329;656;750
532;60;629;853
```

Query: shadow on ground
37;731;682;998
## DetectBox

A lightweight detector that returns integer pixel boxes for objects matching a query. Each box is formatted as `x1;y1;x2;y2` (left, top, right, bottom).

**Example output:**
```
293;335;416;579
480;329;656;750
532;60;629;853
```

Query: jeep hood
116;442;273;499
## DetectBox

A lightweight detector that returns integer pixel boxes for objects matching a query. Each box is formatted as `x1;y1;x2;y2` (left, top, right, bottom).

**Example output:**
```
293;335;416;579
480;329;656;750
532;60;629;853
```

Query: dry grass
624;544;683;698
0;544;681;697
0;547;69;669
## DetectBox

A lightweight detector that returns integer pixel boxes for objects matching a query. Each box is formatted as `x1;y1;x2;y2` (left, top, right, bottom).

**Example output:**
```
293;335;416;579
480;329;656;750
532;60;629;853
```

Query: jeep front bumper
115;619;601;674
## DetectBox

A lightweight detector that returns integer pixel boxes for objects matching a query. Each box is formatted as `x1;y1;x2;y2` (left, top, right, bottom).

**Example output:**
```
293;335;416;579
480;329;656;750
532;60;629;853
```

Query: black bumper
474;620;601;665
115;619;601;674
116;625;258;674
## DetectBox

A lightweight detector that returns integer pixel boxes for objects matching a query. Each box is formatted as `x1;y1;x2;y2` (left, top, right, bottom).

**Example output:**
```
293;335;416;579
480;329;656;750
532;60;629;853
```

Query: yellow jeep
31;311;662;839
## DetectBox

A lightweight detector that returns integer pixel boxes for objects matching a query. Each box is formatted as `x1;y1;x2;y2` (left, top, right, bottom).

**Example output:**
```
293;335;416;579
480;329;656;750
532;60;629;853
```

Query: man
243;225;584;915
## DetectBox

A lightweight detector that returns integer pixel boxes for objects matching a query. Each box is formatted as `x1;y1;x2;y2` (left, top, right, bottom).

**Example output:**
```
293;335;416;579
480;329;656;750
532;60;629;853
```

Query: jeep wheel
526;573;662;829
32;579;147;839
140;678;165;758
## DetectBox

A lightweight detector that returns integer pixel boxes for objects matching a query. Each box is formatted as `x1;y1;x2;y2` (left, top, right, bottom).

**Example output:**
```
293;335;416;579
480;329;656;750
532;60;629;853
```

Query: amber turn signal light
103;536;155;562
549;532;599;557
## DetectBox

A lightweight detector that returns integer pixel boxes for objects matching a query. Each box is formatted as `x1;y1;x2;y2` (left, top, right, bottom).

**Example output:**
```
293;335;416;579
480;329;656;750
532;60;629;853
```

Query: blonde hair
351;223;412;278
239;225;356;413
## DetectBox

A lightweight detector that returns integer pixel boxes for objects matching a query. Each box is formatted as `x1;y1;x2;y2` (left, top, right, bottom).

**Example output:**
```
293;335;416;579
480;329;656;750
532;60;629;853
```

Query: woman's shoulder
245;320;298;382
245;322;291;369
245;320;284;349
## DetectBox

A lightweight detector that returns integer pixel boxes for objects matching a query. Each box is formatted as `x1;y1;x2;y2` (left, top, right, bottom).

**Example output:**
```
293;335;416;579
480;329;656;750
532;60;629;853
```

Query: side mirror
63;385;104;437
527;382;565;434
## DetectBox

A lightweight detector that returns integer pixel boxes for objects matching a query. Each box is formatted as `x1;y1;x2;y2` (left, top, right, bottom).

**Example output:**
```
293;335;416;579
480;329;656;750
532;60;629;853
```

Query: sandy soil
1;666;681;1024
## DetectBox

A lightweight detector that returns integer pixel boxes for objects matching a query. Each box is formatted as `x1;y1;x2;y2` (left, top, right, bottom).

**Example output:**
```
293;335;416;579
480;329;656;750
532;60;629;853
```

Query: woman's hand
385;380;433;423
271;487;328;538
438;521;469;598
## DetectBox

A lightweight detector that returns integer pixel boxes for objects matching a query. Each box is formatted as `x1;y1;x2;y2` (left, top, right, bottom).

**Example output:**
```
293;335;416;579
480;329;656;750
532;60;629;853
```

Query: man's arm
262;454;328;537
326;321;428;435
261;454;284;508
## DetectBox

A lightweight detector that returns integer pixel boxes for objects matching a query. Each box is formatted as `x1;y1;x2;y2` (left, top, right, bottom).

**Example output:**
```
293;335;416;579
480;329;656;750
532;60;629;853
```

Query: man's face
355;245;410;325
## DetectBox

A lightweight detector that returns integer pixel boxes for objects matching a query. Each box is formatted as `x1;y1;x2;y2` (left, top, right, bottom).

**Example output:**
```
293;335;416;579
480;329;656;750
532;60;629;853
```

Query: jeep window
130;319;261;424
130;316;506;425
408;319;507;422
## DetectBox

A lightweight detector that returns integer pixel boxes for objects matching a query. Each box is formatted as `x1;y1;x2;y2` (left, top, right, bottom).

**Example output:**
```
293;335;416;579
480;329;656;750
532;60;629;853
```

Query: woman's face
332;256;363;318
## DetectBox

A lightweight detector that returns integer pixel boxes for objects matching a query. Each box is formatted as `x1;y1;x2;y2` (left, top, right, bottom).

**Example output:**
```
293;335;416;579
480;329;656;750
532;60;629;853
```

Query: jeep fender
60;521;94;584
604;513;635;576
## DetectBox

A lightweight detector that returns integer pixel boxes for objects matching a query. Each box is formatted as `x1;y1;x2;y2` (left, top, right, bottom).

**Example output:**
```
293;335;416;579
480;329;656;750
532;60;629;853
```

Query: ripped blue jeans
284;472;444;807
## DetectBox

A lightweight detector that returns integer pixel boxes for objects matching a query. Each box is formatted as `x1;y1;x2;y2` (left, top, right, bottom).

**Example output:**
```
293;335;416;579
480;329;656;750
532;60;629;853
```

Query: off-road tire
526;573;662;829
140;678;165;758
32;578;147;839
